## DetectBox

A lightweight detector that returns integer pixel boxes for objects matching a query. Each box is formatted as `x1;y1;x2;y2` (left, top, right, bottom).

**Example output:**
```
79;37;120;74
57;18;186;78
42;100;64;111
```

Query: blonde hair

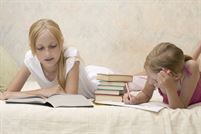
29;19;66;89
144;42;192;74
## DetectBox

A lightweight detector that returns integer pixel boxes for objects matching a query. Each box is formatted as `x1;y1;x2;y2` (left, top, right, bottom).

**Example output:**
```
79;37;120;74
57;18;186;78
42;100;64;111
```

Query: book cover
6;94;94;108
95;89;124;95
97;85;124;91
95;94;123;102
96;73;133;82
98;81;126;87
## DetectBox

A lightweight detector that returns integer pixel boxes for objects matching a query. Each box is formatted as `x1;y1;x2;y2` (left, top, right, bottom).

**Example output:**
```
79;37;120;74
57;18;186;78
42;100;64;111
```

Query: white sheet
1;81;201;134
1;100;201;134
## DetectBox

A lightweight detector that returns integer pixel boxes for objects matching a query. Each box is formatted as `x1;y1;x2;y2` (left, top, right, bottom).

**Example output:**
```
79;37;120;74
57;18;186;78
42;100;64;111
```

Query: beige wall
0;0;201;77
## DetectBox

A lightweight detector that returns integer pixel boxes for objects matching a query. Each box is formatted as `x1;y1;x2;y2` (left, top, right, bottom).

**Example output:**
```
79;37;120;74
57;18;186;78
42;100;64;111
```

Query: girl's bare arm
1;64;64;100
192;41;201;60
64;61;79;94
159;60;200;108
179;60;200;107
6;64;30;92
20;61;80;97
123;79;155;104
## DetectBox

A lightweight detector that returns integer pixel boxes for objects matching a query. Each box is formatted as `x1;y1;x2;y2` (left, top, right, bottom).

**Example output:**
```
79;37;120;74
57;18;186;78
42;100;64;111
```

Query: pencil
125;83;131;100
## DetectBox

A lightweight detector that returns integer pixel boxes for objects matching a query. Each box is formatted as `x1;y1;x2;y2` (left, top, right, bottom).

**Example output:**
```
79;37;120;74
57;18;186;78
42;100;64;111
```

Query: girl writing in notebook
123;42;201;109
0;19;95;100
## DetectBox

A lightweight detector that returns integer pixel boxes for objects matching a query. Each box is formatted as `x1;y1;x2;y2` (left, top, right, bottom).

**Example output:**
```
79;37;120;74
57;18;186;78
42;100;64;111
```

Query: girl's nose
45;49;51;57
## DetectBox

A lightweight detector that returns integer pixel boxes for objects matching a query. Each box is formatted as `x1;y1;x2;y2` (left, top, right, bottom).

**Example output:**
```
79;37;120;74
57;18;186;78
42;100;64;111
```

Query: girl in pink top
123;42;201;109
158;66;201;106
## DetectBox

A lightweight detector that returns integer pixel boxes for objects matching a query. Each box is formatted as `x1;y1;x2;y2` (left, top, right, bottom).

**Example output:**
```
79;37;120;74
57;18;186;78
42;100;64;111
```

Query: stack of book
95;73;133;102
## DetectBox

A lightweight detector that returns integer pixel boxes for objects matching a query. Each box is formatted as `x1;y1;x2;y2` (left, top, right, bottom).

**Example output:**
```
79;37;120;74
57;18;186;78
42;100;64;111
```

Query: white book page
95;101;167;112
47;94;94;108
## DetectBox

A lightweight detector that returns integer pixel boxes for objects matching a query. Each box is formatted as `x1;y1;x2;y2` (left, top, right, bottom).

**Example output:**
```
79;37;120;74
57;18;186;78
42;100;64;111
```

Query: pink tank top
158;67;201;106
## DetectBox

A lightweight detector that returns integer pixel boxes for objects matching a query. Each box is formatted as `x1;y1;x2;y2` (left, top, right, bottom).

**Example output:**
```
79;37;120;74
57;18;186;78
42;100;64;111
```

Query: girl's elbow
169;103;187;109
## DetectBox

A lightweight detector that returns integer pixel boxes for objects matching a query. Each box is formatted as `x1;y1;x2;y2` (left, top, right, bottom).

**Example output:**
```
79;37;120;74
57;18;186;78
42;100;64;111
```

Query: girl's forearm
131;81;154;104
192;42;201;60
166;89;185;109
22;85;64;97
1;91;39;100
2;85;64;100
133;91;152;104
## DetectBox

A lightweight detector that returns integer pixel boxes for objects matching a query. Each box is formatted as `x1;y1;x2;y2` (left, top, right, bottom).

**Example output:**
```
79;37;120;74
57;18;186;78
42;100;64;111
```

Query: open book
6;94;94;108
95;101;167;112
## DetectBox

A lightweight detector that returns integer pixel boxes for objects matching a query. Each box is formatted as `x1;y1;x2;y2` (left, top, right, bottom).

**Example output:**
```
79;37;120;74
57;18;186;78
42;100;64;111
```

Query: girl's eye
49;44;57;49
37;47;44;51
50;45;56;48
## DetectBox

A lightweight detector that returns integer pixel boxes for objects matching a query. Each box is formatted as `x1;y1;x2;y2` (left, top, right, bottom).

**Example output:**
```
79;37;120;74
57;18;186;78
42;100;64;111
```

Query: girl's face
146;68;181;88
35;30;61;69
146;70;158;87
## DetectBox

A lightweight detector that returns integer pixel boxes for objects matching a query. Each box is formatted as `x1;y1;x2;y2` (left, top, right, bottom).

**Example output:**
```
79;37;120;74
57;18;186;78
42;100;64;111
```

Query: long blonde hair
144;42;192;74
29;19;66;89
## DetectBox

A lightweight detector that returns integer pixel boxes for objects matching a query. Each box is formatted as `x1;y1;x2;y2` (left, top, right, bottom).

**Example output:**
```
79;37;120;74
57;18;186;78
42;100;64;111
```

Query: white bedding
1;81;201;134
1;100;201;134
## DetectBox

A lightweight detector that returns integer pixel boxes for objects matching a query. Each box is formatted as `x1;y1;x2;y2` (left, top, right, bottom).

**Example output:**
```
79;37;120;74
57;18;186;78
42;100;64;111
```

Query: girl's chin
42;62;57;68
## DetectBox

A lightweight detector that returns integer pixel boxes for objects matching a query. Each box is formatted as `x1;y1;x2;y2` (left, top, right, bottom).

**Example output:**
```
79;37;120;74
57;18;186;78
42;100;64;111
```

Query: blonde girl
0;19;95;100
123;42;201;109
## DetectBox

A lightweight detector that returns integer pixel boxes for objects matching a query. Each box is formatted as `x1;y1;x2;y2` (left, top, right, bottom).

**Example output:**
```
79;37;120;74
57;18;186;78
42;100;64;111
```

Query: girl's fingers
130;96;140;104
157;70;169;83
123;93;130;104
158;71;166;78
123;94;141;105
0;91;9;100
0;92;3;100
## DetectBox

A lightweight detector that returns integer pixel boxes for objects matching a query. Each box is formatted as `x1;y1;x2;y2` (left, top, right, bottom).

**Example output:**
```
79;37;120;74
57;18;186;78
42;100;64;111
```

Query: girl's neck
42;64;58;81
43;66;57;73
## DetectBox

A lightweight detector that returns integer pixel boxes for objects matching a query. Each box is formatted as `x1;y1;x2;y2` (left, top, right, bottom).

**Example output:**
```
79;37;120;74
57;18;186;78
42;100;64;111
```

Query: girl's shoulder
25;50;33;58
184;60;199;75
24;50;36;65
185;60;199;69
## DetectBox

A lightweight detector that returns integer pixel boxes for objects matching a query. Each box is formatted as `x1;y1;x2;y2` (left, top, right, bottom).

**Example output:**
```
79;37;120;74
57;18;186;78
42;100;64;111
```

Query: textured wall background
0;0;201;84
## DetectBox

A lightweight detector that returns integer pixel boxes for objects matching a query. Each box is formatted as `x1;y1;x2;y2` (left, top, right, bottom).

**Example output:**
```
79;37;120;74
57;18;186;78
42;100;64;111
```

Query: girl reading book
0;19;96;100
123;42;201;109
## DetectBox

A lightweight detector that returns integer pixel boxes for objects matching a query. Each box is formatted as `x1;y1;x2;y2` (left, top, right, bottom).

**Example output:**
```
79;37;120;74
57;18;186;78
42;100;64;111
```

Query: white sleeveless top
24;47;96;98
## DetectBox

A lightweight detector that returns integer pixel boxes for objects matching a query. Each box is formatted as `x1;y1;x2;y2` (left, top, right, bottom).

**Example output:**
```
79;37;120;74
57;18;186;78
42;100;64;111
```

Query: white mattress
1;81;201;134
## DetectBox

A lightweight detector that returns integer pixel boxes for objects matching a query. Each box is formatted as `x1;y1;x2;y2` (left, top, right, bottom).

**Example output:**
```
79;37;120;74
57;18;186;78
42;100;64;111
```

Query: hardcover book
95;89;124;95
96;73;133;82
6;94;94;108
98;81;126;87
97;85;124;90
95;94;123;102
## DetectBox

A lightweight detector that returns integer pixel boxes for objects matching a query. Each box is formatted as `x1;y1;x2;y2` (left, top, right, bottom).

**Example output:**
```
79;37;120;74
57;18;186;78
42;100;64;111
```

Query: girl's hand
0;91;12;100
0;92;5;100
156;70;177;92
191;40;201;60
43;85;65;97
0;91;47;100
122;93;130;103
52;85;65;95
123;93;139;104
